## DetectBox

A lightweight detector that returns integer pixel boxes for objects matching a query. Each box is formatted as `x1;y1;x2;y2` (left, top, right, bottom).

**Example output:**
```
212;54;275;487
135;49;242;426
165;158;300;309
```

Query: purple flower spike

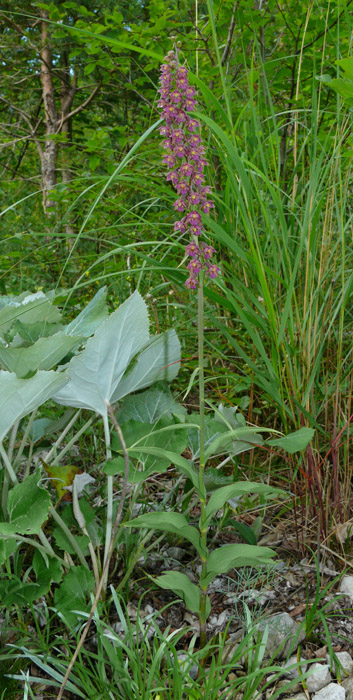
158;47;220;289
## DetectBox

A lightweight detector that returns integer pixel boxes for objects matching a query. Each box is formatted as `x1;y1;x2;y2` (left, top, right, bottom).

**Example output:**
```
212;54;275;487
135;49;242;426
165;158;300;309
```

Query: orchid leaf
124;511;205;557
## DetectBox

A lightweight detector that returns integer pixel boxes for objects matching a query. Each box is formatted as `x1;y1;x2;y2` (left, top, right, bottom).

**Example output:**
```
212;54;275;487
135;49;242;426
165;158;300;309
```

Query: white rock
282;654;308;678
256;612;306;659
343;677;353;692
306;663;332;693
339;576;353;602
327;652;353;677
176;652;198;680
312;683;345;700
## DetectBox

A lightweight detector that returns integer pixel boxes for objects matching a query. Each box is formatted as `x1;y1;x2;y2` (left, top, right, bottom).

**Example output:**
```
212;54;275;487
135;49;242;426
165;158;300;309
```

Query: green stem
49;507;89;570
103;413;113;584
0;441;18;484
13;409;37;469
45;409;82;463
197;272;209;649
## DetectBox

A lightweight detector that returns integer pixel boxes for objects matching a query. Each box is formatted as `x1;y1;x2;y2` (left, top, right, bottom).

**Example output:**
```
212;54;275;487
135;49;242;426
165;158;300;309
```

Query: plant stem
13;409;37;469
49;506;89;570
103;412;113;587
197;272;209;648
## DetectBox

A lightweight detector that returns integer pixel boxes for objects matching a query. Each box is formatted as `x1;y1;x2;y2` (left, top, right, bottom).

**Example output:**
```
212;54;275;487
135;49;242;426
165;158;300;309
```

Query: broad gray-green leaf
52;291;150;417
154;571;202;614
0;292;62;338
267;427;315;454
124;511;205;557
6;472;51;535
117;385;185;424
0;332;84;377
205;482;285;525
187;414;227;460
0;370;67;441
108;446;200;491
203;543;276;586
111;417;188;473
65;286;108;337
11;320;64;345
111;330;180;402
205;426;266;460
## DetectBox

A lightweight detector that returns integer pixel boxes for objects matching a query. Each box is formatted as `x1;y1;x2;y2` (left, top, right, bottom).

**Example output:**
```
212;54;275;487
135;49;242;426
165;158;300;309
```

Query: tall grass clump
189;5;353;535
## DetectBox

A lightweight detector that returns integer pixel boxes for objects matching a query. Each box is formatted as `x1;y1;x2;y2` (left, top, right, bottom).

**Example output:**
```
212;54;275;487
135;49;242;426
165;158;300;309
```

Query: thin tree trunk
40;10;57;215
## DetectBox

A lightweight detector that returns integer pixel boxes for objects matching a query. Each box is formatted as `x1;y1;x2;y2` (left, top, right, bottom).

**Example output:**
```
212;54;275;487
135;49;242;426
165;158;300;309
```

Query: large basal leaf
53;291;150;417
267;427;315;454
0;292;62;338
0;332;84;378
32;550;63;598
212;404;264;455
4;472;51;535
111;330;181;402
124;511;205;557
53;565;95;628
187;413;227;460
0;369;67;442
202;543;277;586
117;385;186;425
205;426;265;460
105;446;200;491
205;482;285;525
111;417;188;473
153;571;203;615
11;320;64;345
65;286;109;337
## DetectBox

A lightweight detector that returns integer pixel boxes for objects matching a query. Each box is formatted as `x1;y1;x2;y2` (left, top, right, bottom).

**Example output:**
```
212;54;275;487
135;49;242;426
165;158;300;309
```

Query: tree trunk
40;10;57;215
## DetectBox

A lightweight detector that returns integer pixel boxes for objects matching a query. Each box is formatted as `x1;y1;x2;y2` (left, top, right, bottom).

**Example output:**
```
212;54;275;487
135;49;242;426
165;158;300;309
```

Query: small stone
343;677;353;692
176;652;198;680
312;683;345;700
256;612;306;659
306;663;332;693
339;576;353;602
327;652;353;677
284;695;307;700
282;654;308;679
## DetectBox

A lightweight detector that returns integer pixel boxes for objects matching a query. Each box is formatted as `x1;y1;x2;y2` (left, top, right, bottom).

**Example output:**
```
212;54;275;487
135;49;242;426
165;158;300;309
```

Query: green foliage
54;565;95;627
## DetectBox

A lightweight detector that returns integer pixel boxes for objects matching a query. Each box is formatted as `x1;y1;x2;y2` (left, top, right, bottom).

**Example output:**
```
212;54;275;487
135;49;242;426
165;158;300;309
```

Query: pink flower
174;218;187;233
202;200;215;213
206;264;220;279
188;259;203;274
201;244;215;259
174;198;186;212
186;211;202;225
188;192;202;206
166;170;179;185
180;163;193;177
185;242;200;257
185;275;198;289
176;182;189;196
